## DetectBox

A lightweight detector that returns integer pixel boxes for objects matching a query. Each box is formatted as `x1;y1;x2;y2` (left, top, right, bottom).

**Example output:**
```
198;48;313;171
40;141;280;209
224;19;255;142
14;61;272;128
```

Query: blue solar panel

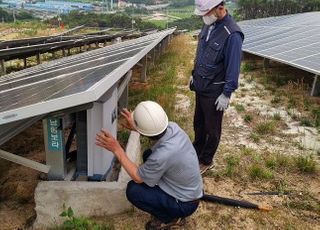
239;12;320;75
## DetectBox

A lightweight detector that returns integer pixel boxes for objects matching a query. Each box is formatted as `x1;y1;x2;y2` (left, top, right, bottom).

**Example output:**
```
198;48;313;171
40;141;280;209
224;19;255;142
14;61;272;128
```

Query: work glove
215;93;230;111
189;75;194;91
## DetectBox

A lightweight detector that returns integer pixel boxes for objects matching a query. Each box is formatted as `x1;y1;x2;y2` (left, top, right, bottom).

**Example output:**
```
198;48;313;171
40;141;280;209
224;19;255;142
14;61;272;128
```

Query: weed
249;132;260;142
299;118;313;127
243;114;252;123
234;104;245;112
271;95;281;104
265;155;276;169
225;155;240;176
312;108;320;127
273;178;289;194
240;147;255;156
248;164;274;180
275;154;291;168
295;155;317;173
272;113;281;121
254;120;276;135
241;62;255;73
58;205;114;230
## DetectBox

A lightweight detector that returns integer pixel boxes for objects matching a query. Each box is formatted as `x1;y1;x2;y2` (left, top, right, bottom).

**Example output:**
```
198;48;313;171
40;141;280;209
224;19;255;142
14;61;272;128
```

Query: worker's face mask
202;12;217;25
202;8;217;25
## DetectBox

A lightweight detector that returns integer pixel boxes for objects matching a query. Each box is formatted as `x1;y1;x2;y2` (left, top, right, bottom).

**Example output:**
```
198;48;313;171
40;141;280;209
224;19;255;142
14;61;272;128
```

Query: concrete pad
33;131;140;229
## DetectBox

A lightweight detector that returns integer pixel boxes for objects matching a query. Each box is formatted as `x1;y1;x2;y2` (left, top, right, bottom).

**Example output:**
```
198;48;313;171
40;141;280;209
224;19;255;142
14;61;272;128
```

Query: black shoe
145;217;186;230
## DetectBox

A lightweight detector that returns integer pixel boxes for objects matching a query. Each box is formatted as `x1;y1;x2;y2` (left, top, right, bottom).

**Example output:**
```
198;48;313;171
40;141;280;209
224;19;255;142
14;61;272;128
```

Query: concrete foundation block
33;131;141;229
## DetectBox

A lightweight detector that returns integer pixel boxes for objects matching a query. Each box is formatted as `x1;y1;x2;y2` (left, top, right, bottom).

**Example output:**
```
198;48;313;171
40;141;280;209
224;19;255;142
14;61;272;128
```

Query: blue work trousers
126;180;199;224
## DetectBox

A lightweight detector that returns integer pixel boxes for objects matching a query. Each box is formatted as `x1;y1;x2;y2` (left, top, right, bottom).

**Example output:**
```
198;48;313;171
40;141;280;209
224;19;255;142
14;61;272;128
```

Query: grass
234;104;245;112
243;114;253;123
248;164;274;180
224;155;240;176
127;34;194;148
254;120;276;135
272;113;281;121
294;155;317;173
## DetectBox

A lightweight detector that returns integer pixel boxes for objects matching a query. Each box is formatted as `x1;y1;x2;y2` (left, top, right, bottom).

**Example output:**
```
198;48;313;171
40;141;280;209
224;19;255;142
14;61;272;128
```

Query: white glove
215;94;230;111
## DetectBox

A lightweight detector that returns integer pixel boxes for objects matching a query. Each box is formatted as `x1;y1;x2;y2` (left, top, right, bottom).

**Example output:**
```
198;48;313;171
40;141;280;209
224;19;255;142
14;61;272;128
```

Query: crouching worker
96;101;203;230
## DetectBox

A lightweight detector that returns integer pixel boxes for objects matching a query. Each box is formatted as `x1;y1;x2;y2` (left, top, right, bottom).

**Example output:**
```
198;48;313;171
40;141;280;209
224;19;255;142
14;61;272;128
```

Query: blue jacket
191;14;244;98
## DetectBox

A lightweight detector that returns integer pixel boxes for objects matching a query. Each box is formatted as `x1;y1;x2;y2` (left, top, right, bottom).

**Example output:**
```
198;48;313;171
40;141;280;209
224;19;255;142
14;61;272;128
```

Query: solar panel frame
0;28;175;125
239;12;320;76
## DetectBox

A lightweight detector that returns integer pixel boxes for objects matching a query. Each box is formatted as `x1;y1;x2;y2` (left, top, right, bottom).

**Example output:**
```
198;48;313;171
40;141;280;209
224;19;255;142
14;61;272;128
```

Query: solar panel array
238;11;320;75
0;28;175;125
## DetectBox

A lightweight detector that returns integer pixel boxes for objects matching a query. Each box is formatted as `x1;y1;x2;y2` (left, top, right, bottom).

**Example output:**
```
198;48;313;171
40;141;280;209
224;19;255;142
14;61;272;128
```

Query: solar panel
239;12;320;75
0;28;175;125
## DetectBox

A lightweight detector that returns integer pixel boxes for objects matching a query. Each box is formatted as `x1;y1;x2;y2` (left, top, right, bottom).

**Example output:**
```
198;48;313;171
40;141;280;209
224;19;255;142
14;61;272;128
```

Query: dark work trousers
193;93;224;165
126;181;199;224
125;149;199;223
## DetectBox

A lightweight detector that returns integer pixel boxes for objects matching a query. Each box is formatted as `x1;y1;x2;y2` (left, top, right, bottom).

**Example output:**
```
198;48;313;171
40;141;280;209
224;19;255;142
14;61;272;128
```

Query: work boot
145;217;186;230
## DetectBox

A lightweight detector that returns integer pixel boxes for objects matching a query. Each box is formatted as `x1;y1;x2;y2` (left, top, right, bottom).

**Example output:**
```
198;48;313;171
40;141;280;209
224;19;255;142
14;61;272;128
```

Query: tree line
235;0;320;20
52;11;158;30
0;8;35;22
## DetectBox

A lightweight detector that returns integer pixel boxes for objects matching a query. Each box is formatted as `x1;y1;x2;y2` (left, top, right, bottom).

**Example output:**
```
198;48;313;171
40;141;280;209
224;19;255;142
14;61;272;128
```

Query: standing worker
96;101;203;230
190;0;244;174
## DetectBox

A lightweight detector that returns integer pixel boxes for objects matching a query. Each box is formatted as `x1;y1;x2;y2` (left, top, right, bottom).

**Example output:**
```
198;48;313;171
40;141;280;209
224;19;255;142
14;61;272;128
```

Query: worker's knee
126;180;140;203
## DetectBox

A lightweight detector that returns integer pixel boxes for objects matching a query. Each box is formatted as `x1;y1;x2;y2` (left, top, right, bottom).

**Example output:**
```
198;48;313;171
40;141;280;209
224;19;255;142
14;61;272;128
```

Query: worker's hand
215;93;230;111
120;108;136;131
96;129;123;157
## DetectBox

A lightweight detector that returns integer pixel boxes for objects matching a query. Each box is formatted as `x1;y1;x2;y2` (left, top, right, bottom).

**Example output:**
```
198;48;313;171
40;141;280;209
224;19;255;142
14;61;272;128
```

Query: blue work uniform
190;13;244;165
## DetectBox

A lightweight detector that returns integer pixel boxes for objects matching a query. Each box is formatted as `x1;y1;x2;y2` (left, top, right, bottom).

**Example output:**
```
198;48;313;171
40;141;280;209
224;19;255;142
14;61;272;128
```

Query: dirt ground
0;35;319;229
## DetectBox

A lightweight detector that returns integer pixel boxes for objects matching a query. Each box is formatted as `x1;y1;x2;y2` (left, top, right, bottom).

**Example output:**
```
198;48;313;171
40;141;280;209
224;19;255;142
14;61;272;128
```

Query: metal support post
68;48;71;56
147;52;154;68
43;117;67;180
0;59;6;75
155;44;161;60
263;58;270;69
23;58;27;68
36;53;41;65
0;149;50;173
311;75;320;96
139;55;148;82
62;48;66;57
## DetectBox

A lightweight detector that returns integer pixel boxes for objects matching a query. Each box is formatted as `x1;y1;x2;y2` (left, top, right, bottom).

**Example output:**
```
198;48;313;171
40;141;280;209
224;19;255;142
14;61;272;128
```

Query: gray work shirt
138;122;203;202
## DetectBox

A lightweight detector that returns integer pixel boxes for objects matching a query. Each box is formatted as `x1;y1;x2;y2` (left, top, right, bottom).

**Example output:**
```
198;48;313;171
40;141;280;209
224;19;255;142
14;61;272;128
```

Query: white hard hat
132;101;168;137
194;0;223;16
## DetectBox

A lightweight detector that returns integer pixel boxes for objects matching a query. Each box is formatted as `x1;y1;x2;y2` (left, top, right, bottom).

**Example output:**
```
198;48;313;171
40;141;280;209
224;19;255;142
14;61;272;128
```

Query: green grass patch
241;62;255;73
234;104;245;112
248;164;274;180
295;155;317;173
243;114;253;123
272;113;281;121
224;155;240;176
250;132;260;142
58;205;114;230
254;120;276;135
